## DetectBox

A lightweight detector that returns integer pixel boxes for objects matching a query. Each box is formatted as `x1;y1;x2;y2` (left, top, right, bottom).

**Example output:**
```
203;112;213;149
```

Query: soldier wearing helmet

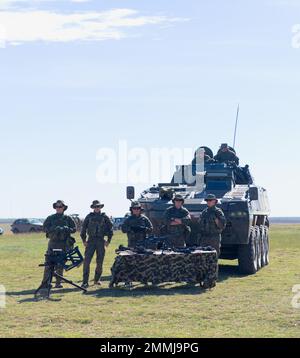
214;143;239;165
163;194;192;248
198;194;227;257
122;201;153;248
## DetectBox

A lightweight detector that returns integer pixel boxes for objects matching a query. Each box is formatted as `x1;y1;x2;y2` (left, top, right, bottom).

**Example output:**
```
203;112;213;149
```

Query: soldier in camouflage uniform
163;194;192;248
122;201;153;248
41;200;76;289
81;200;113;288
198;194;227;257
214;143;239;165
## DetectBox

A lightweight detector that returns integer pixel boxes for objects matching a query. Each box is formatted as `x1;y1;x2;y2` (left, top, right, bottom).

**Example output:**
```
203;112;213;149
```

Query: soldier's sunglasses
56;206;64;209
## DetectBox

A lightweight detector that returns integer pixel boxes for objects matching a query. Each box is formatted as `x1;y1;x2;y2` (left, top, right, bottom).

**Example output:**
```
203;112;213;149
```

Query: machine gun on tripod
35;246;87;300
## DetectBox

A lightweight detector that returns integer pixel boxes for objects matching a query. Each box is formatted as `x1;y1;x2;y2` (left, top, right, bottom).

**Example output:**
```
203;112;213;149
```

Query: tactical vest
87;214;106;238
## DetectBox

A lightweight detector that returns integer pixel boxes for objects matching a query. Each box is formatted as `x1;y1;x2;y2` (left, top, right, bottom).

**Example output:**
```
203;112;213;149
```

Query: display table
110;248;218;289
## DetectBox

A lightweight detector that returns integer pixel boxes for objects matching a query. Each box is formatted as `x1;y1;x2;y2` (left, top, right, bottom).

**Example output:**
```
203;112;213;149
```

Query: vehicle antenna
233;104;240;149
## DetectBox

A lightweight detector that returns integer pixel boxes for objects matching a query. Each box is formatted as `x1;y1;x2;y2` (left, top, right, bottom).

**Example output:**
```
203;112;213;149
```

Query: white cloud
0;8;188;45
0;0;90;9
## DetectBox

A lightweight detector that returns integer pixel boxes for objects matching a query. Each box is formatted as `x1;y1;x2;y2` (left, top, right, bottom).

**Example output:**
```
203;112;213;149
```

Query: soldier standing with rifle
122;201;153;248
198;194;227;258
40;200;76;289
81;200;113;289
163;194;192;248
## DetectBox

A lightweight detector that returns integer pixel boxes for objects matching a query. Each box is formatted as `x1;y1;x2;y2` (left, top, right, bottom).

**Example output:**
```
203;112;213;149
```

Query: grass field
0;224;13;236
0;225;300;338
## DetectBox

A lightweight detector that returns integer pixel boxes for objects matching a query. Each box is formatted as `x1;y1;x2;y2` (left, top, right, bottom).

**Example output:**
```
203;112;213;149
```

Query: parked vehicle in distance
113;217;126;231
0;227;4;235
11;218;44;234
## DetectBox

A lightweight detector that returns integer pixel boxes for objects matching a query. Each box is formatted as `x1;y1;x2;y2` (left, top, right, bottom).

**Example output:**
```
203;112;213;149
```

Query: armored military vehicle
127;146;270;274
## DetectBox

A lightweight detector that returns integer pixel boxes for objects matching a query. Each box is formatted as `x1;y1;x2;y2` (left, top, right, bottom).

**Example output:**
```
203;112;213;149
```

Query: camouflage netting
110;248;218;289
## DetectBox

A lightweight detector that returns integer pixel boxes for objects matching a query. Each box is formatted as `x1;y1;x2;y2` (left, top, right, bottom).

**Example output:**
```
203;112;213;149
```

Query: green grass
0;225;300;338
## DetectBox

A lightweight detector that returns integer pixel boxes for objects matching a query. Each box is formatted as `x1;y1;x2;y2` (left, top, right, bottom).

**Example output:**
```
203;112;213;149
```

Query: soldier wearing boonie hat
198;194;227;258
122;201;153;248
80;200;113;289
163;194;192;248
39;200;76;289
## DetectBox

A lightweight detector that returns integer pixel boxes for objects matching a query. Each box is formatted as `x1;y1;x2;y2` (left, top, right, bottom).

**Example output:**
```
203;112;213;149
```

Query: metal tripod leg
35;266;55;299
53;273;87;293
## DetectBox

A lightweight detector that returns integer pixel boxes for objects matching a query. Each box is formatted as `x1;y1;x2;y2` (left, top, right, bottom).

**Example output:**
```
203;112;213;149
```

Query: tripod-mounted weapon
35;246;87;300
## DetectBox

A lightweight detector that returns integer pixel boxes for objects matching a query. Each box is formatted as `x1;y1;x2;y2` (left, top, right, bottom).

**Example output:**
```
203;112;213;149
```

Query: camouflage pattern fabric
110;248;218;289
41;213;76;287
199;235;222;258
198;206;226;257
163;206;192;247
81;212;114;284
43;213;76;242
41;240;71;287
199;206;226;236
81;212;113;242
83;239;106;284
122;214;153;248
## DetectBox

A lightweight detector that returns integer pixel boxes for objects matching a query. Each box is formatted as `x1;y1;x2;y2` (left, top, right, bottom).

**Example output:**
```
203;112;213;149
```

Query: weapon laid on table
116;245;155;255
142;235;174;250
35;246;86;300
116;243;217;256
116;235;175;254
172;246;216;254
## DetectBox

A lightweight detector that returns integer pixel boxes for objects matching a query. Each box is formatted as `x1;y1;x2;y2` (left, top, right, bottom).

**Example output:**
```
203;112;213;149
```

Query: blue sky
0;0;299;218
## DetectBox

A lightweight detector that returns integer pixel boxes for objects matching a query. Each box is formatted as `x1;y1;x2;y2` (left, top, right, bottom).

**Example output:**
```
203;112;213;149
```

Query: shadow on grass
7;283;208;303
6;288;73;303
7;265;243;303
87;284;207;298
218;264;243;282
